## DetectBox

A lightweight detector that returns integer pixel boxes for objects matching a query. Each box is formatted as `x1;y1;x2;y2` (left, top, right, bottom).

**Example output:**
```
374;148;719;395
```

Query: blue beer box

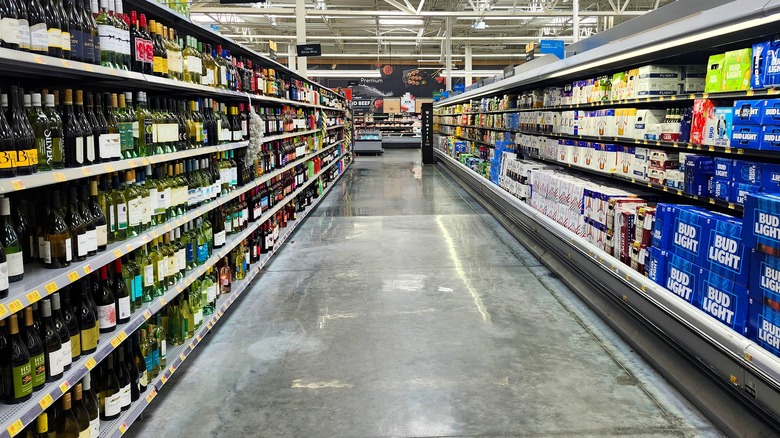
665;253;704;305
747;250;780;357
714;157;733;180
761;125;780;151
684;155;714;197
732;99;764;125
712;178;732;201
759;99;780;125
699;268;749;334
645;246;669;285
730;125;762;149
732;182;761;205
761;163;780;193
671;206;713;264
703;212;750;286
652;203;681;251
742;193;780;255
732;160;762;184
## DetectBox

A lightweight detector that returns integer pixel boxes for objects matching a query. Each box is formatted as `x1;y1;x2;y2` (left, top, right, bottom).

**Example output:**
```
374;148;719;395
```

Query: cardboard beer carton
723;48;753;92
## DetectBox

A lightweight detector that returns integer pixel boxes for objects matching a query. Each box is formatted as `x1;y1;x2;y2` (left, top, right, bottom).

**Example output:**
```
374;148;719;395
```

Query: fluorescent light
378;18;424;25
307;70;382;78
439;70;503;77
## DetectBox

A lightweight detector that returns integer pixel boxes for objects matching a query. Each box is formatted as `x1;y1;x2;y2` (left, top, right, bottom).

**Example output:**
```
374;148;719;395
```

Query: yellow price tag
145;389;157;403
724;147;732;153
119;423;128;434
729;203;736;209
27;290;42;302
670;95;677;100
180;352;186;361
33;55;44;64
189;341;195;350
111;336;122;348
38;393;54;409
196;335;202;342
662;187;668;192
641;285;647;292
45;282;58;293
161;374;168;384
81;168;91;176
141;158;149;165
104;164;114;172
83;265;92;274
68;271;80;282
143;310;152;320
169;365;175;374
160;298;166;306
11;180;24;190
747;90;755;96
125;243;134;252
770;88;779;95
85;357;97;370
702;93;709;99
0;304;7;318
709;198;716;204
8;300;24;313
7;419;24;437
118;331;127;341
59;381;71;393
53;172;66;182
114;249;123;258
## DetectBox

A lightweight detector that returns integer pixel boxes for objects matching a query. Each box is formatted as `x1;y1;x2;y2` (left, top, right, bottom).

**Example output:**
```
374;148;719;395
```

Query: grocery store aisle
128;150;721;437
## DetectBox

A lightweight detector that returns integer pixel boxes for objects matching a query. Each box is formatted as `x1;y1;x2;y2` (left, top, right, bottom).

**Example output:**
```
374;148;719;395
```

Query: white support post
573;0;580;42
465;44;473;86
445;17;453;91
295;0;307;76
287;44;297;71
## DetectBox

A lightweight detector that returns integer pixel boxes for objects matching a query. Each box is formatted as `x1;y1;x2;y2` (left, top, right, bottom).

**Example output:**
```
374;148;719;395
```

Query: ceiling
190;0;678;64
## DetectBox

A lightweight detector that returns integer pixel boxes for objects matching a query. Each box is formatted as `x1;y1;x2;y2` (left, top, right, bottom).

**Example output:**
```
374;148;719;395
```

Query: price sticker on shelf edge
143;309;152;320
120;423;128;434
38;393;54;409
160;374;168;384
145;389;157;403
85;357;97;370
8;300;23;313
54;172;66;182
81;168;90;176
180;352;187;361
27;290;42;302
169;365;175;374
114;249;123;258
68;271;80;282
111;336;122;348
11;180;23;190
59;381;70;393
0;304;7;318
7;419;24;436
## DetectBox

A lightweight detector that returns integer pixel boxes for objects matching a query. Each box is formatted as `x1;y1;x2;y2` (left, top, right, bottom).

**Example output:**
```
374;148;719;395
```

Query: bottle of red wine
95;265;116;333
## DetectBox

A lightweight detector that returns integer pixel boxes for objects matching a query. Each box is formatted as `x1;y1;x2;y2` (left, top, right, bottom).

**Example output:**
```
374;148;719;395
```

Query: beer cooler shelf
432;0;780;434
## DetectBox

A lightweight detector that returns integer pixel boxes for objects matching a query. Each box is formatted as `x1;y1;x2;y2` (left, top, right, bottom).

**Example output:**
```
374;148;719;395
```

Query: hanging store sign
540;39;565;59
268;40;278;60
297;44;322;57
525;42;535;62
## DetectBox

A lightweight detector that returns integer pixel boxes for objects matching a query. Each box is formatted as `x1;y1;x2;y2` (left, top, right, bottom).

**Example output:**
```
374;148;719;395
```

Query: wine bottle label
185;242;193;263
156;260;165;281
168;51;182;73
61;31;71;52
70;333;81;359
79;428;89;438
0;260;8;291
105;390;121;417
242;120;248;137
77;233;89;257
197;244;208;264
118;122;133;151
40;239;51;264
84;33;94;62
65;236;73;261
144;354;154;375
266;234;274;249
209;284;218;302
116;204;128;230
85;135;95;162
166;254;175;278
194;309;203;327
6;251;22;277
98;133;121;159
117;296;130;320
97;303;116;329
163;188;171;209
48;347;65;376
86;229;97;253
97;25;113;54
139;368;148;387
89;419;100;438
187;56;201;75
1;17;20;45
131;121;139;139
60;340;72;368
203;69;215;86
18;19;29;50
141;195;151;225
30;353;45;388
142;119;153;147
214;230;226;247
12;362;32;399
47;27;61;49
144;264;154;287
187;188;197;207
70;28;82;59
96;224;108;247
177;249;186;271
148;188;158;213
128;197;141;227
151;348;159;369
133;37;146;62
242;209;249;226
133;275;142;299
232;129;242;142
224;219;232;233
159;339;166;357
80;327;97;352
153;56;164;74
75;137;84;164
30;22;47;52
120;383;131;408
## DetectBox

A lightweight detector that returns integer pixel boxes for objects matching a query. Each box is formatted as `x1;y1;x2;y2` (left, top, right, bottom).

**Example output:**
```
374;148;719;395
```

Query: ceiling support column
573;0;580;42
287;43;297;71
465;44;473;86
445;16;453;91
295;0;307;76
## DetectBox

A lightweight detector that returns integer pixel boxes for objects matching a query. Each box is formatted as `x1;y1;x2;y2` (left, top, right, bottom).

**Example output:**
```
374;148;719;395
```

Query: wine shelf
435;131;495;148
101;155;349;438
0;139;344;324
0;150;348;438
436;88;780;116
0;48;346;113
432;121;776;160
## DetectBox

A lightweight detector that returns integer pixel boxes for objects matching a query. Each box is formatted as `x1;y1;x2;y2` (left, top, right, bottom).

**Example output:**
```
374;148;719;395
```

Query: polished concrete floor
128;150;722;437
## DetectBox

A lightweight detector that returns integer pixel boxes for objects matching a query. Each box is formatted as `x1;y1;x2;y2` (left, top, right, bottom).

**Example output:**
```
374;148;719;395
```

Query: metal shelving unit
0;148;348;438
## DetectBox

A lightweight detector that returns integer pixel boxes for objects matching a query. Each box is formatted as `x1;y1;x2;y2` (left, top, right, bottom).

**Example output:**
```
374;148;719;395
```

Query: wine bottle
10;87;35;175
0;0;21;50
66;186;88;262
108;173;127;242
85;91;102;164
81;372;100;435
58;0;71;60
77;277;98;354
28;0;46;54
57;392;80;438
3;314;32;403
0;196;23;282
97;354;120;420
22;306;46;391
153;313;166;372
65;0;81;61
114;0;129;69
133;330;147;391
50;293;73;371
46;0;62;58
115;348;130;411
88;180;107;252
123;339;139;401
42;189;72;269
95;0;112;67
81;0;97;64
62;89;83;168
72;383;91;436
60;287;81;362
75;90;94;165
31;412;50;438
95;265;116;333
40;298;65;381
114;258;130;324
0;92;14;177
78;183;97;257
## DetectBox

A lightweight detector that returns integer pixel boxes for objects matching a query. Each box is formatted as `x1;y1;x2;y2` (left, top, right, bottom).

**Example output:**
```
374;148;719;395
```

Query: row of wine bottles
0;162;341;415
0;0;347;108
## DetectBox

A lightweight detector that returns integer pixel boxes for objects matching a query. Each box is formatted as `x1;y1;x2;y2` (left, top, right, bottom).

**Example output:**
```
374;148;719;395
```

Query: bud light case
732;99;764;125
699;268;748;334
732;160;762;184
671;206;713;264
747;249;780;357
760;125;780;151
684;155;714;197
730;125;762;149
761;163;780;193
665;253;703;305
752;39;780;90
652;203;680;250
732;182;760;205
645;246;668;285
742;193;780;256
703;212;750;286
714;157;733;180
712;178;732;202
759;99;780;125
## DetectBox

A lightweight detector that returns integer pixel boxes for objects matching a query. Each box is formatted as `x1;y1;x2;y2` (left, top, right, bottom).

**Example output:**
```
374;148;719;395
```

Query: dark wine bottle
66;186;88;262
72;383;91;436
114;259;130;324
39;298;64;381
79;183;97;257
2;314;32;403
89;180;107;252
43;189;72;269
60;286;81;362
95;265;116;333
0;196;23;282
50;293;73;371
81;373;100;436
63;89;84;168
76;277;98;354
10;87;35;175
114;348;130;411
97;354;120;420
22;306;46;391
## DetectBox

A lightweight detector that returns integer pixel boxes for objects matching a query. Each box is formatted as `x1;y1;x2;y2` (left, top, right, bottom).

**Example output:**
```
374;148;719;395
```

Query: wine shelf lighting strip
0;152;348;438
0;48;346;114
102;156;349;438
0;139;344;324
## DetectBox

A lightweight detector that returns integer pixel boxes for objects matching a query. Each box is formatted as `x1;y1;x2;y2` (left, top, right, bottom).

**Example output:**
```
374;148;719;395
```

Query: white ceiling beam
416;0;425;14
191;7;647;17
223;34;572;41
381;0;417;14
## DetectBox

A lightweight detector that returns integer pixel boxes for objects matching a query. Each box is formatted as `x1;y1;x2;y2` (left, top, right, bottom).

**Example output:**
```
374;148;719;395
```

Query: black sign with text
297;44;322;57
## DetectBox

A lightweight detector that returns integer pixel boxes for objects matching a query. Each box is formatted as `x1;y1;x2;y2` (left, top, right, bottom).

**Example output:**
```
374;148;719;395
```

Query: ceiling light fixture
307;70;382;78
378;18;424;25
472;19;487;30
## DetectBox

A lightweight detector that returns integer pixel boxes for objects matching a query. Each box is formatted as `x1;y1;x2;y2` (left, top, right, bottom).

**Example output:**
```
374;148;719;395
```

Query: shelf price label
27;290;42;303
53;172;66;182
8;300;24;313
45;282;58;294
7;419;24;437
85;357;97;370
38;393;54;409
119;423;129;434
180;352;187;361
68;271;80;282
145;389;157;403
143;310;152;320
111;336;122;348
113;249;123;258
118;331;127;342
59;381;71;393
160;374;168;384
0;304;7;318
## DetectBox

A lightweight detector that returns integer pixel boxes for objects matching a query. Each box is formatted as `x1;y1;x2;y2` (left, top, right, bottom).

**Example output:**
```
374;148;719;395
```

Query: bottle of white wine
39;298;64;382
0;196;23;282
98;353;121;420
